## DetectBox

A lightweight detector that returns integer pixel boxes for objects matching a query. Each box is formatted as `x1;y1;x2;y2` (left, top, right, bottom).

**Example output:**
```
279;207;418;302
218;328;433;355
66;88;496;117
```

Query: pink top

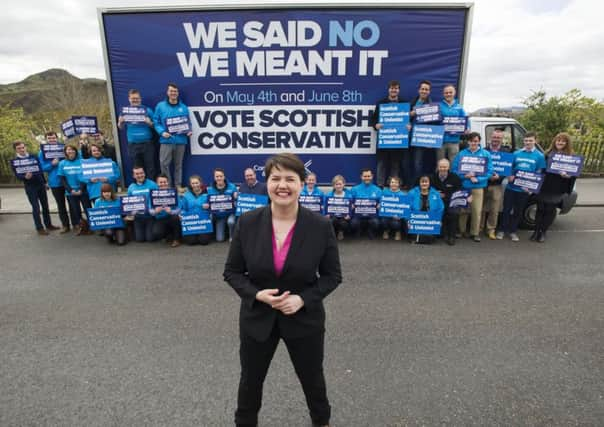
272;223;296;277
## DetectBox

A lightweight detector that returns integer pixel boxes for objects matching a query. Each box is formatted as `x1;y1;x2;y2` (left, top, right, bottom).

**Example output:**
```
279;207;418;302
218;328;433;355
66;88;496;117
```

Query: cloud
1;0;602;111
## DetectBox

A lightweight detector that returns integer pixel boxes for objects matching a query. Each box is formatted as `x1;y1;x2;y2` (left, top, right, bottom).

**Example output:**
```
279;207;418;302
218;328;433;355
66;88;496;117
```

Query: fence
575;136;604;175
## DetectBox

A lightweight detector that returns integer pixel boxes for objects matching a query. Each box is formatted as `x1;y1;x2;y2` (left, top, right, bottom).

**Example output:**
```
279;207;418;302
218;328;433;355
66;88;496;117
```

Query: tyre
520;198;556;229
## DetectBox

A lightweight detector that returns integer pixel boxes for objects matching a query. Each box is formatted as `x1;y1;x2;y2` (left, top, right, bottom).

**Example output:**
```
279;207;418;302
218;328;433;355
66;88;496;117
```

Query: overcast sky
1;0;602;111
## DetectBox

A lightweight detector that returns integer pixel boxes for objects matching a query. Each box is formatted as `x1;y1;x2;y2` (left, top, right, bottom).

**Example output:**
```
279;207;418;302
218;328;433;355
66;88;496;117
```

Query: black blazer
224;205;342;341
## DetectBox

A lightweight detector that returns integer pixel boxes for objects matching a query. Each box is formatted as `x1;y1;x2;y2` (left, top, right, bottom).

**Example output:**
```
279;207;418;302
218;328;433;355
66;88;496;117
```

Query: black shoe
447;237;456;246
529;230;538;241
537;231;546;243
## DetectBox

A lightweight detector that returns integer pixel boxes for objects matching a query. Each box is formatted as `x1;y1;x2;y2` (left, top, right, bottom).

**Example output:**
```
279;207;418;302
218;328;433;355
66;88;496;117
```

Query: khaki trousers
458;188;485;237
481;185;504;233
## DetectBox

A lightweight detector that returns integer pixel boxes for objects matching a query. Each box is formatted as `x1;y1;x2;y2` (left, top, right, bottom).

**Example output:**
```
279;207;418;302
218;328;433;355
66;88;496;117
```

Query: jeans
152;215;181;241
380;217;404;232
133;216;154;242
128;141;156;180
67;194;86;227
159;144;186;187
214;214;236;242
102;228;127;245
350;216;381;238
376;149;402;187
329;217;350;234
25;184;52;230
499;189;530;234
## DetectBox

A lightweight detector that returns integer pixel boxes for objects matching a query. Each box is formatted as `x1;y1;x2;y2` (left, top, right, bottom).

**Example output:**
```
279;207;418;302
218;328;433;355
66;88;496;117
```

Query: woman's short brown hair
100;183;117;200
264;153;306;181
63;143;78;156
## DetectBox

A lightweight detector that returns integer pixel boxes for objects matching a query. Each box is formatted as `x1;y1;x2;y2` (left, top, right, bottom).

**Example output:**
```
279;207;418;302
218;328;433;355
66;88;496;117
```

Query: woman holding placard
224;153;341;427
58;144;88;235
94;183;127;245
81;143;121;205
326;174;352;241
207;168;238;242
380;176;406;241
533;133;576;243
407;175;444;244
179;175;212;246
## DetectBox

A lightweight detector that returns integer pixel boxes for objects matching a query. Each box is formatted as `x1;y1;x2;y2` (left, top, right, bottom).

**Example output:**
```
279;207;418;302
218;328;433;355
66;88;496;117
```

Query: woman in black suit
224;153;342;427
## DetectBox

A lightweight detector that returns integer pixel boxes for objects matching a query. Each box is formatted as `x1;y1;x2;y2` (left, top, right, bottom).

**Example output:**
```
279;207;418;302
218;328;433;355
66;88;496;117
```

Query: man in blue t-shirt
118;89;156;179
350;168;382;239
497;132;546;242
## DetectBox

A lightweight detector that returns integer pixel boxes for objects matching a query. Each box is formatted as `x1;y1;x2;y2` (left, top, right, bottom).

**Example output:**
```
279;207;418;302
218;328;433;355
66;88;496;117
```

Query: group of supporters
10;79;577;246
12;130;575;247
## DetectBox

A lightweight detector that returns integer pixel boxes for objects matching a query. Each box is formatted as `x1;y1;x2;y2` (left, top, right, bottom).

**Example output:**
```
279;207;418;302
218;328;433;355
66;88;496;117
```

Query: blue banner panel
546;153;584;177
61;119;76;138
458;156;487;175
41;144;66;161
448;189;471;209
87;207;125;230
299;195;324;214
236;193;269;216
443;116;467;136
81;159;116;180
325;196;351;217
120;195;147;215
181;211;213;235
378;193;411;218
150;189;178;208
73;116;98;135
102;7;468;185
121;106;148;123
11;157;42;178
513;170;544;193
414;102;441;124
407;210;441;235
490;152;514;177
353;197;378;217
410;124;444;148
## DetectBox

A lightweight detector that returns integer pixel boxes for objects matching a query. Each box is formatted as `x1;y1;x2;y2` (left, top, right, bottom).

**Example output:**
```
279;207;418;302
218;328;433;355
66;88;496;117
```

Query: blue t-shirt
124;105;154;143
57;158;82;195
507;149;546;192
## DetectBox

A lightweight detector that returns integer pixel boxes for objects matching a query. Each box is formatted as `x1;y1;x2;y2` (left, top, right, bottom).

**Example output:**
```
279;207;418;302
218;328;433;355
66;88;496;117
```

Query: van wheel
520;199;556;230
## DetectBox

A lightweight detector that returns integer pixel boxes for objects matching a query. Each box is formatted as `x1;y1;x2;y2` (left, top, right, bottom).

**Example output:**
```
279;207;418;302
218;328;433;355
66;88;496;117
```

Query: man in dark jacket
238;167;268;195
430;158;462;245
370;80;409;187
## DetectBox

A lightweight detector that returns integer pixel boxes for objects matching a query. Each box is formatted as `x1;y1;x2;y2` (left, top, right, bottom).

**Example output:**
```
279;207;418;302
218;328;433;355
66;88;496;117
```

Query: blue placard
299;195;324;214
120;195;147;215
11;157;42;177
72;116;98;134
150;189;178;208
547;153;584;177
102;8;469;185
87;207;125;230
61;119;76;138
80;159;116;180
443;116;467;136
181;211;213;235
166;115;191;134
378;193;411;218
377;103;410;149
490;151;514;177
353;198;378;217
407;210;442;235
41;144;66;161
458;156;487;175
236;193;269;216
448;190;471;209
414;103;442;124
209;194;235;213
513;170;544;193
410;125;445;149
325;197;351;217
121;106;147;123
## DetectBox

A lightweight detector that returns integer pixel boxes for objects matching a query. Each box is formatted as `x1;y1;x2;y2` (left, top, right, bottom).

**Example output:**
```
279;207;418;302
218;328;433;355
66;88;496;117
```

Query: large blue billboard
100;5;470;184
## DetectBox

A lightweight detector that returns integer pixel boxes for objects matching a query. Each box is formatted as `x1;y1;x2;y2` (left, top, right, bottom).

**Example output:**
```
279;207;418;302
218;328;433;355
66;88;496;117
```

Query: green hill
0;68;108;114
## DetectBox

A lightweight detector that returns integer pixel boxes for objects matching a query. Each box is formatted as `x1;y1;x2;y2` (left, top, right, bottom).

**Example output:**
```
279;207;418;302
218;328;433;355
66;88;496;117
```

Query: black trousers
152;215;181;241
50;186;70;228
24;183;51;230
235;325;330;426
535;201;557;233
441;209;459;239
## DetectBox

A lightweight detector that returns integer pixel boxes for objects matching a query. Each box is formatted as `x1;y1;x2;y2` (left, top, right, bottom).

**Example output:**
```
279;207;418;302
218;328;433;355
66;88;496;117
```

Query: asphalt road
1;208;603;426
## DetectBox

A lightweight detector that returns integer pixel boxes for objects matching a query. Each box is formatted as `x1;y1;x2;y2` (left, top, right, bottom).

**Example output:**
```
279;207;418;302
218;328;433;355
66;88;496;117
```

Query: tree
0;104;36;180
